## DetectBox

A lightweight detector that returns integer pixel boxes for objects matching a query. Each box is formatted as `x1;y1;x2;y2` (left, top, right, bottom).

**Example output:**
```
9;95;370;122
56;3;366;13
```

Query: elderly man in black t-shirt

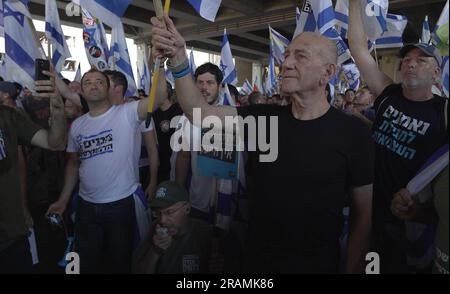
150;14;374;274
348;0;448;273
0;73;66;273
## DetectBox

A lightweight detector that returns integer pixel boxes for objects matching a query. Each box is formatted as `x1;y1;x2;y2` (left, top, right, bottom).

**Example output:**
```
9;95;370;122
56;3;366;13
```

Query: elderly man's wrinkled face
281;33;335;96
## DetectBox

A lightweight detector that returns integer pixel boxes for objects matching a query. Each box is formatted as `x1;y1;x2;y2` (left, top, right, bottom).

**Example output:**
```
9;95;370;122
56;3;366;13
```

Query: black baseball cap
398;43;442;66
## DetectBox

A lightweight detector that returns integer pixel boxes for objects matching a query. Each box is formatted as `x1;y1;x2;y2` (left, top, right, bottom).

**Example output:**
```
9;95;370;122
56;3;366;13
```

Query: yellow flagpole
146;0;169;127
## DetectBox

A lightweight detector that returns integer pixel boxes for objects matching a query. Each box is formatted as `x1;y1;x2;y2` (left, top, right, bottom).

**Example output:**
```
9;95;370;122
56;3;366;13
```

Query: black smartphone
35;58;50;81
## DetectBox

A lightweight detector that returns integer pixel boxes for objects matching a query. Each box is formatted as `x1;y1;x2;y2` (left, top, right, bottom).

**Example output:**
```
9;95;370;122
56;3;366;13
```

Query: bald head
292;32;337;66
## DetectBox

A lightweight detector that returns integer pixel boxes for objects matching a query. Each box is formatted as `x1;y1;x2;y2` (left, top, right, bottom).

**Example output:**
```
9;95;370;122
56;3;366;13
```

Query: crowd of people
0;0;448;274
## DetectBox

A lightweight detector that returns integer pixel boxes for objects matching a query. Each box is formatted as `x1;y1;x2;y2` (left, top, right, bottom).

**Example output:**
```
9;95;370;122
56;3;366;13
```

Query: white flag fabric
421;15;431;44
220;29;238;85
74;63;81;82
269;26;290;66
82;8;109;71
3;0;43;90
240;79;253;95
342;63;360;91
294;0;352;65
109;22;137;97
137;48;151;95
372;14;407;49
187;0;221;22
79;0;132;28
407;145;449;196
45;0;71;73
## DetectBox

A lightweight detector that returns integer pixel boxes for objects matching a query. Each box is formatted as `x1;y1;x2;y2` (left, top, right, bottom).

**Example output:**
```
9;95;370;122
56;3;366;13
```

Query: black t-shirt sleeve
12;108;42;146
347;117;374;187
79;95;90;114
374;83;401;114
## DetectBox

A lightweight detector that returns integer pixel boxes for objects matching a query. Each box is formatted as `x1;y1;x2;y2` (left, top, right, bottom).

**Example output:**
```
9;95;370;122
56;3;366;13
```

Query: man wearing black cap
349;0;448;273
132;181;212;274
0;81;19;107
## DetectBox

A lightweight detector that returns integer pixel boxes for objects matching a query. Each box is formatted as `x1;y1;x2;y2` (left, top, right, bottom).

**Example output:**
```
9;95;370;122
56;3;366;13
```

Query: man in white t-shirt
47;69;154;273
103;70;159;199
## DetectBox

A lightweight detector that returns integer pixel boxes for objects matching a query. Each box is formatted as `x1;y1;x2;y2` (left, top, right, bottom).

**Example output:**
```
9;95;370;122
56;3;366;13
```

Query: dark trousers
0;237;32;274
30;204;66;274
74;196;135;274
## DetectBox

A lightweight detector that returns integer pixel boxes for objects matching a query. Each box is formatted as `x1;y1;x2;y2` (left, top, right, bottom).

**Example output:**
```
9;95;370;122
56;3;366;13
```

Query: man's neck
160;98;173;111
402;85;435;102
290;90;331;120
110;96;125;106
88;99;111;117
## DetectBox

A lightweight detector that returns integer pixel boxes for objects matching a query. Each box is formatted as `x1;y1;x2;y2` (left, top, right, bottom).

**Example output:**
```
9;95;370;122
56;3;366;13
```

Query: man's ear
185;204;191;216
322;63;336;86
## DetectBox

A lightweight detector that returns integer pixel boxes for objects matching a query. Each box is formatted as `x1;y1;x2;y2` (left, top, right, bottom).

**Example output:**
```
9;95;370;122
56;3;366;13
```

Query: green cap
150;181;189;209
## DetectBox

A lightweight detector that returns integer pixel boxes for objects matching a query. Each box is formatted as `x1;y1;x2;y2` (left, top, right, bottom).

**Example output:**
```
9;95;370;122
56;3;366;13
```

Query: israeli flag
334;0;348;38
219;84;236;106
220;29;238;85
432;0;449;48
74;63;81;82
0;1;4;37
189;47;197;76
421;15;431;44
79;0;132;28
342;63;361;91
82;8;109;71
239;79;253;95
45;0;71;73
372;14;407;49
109;22;137;97
442;56;449;98
187;0;221;22
137;48;151;95
3;0;43;90
362;0;389;42
294;0;352;65
269;26;290;66
265;55;277;97
407;144;449;196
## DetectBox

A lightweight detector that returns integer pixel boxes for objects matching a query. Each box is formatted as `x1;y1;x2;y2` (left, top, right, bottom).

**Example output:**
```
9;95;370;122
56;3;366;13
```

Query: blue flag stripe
45;22;65;48
92;0;130;17
317;6;335;31
4;32;35;79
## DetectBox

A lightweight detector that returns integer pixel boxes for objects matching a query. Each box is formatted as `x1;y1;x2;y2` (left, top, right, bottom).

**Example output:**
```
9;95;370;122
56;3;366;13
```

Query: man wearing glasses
132;181;213;274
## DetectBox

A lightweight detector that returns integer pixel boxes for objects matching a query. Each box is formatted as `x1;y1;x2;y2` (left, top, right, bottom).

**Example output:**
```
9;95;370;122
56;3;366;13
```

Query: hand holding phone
35;59;50;93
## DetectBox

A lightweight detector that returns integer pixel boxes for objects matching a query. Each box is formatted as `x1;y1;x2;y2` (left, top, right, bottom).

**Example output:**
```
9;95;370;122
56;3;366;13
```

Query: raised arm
150;13;237;126
348;0;392;97
55;74;82;107
31;71;67;151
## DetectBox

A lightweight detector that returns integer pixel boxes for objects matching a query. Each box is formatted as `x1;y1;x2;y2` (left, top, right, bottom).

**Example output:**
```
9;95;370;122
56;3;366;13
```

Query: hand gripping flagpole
146;0;170;128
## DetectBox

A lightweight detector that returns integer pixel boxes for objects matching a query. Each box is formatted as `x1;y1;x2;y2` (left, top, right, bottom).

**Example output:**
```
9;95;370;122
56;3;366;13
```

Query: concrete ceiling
27;0;448;63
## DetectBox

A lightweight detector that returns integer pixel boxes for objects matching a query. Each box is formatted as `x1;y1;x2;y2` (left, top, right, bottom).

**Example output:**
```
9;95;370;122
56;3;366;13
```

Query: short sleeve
374;84;400;114
12;109;42;146
139;118;155;133
124;101;141;129
66;126;78;153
